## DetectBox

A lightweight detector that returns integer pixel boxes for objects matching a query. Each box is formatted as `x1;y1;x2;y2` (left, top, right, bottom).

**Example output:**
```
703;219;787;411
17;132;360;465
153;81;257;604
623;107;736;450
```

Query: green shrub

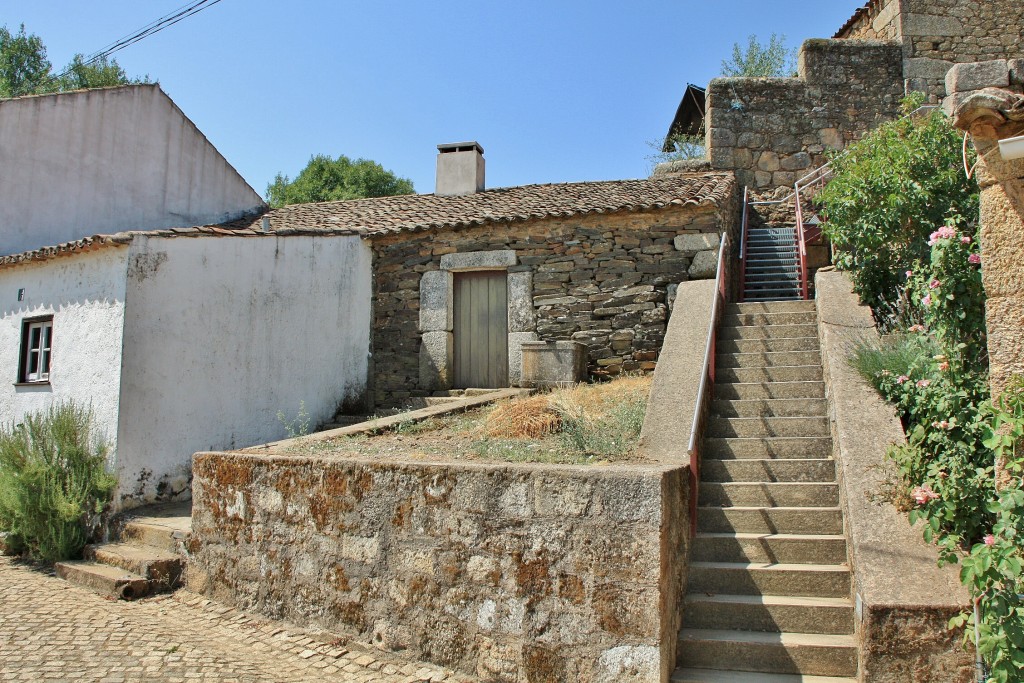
0;402;116;562
818;95;979;310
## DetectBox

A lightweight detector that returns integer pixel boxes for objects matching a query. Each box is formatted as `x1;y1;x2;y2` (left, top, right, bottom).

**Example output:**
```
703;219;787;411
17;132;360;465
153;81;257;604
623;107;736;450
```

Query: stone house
248;144;738;408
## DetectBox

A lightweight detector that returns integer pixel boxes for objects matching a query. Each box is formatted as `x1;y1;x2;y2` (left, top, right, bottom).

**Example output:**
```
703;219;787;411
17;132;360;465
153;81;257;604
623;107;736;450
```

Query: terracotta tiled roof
0;173;735;269
834;0;887;39
235;172;735;236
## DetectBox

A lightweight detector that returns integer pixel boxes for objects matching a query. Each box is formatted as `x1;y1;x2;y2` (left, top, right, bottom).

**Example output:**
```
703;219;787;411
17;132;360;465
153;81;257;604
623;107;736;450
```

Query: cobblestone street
0;557;470;683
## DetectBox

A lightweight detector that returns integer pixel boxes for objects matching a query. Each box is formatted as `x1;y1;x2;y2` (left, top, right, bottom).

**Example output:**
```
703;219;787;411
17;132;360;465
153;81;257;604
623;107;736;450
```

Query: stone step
701;458;836;483
54;561;151;601
692;533;848;565
683;594;855;635
717;351;822;369
723;312;817;327
677;629;857;678
717;337;819;355
711;398;828;418
84;543;184;590
698;482;839;507
707;416;831;439
688;562;851;599
424;396;464;406
703;437;833;460
716;365;823;384
697;506;843;535
672;667;857;682
714;381;825;401
726;302;816;315
719;324;818;340
117;503;192;555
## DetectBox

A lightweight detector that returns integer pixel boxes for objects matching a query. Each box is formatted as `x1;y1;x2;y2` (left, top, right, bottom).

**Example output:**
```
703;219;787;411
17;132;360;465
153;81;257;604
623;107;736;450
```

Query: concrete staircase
743;225;803;302
673;300;857;682
55;502;191;601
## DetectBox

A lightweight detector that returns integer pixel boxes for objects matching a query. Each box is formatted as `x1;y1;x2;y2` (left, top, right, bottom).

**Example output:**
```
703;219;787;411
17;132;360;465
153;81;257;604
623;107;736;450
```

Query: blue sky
12;1;864;197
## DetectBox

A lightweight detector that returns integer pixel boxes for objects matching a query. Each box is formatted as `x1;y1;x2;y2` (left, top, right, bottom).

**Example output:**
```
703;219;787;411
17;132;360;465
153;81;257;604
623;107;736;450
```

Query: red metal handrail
738;187;750;302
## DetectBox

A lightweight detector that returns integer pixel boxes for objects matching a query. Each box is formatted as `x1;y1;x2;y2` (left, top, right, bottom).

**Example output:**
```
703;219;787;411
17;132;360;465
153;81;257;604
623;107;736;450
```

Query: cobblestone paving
0;557;472;683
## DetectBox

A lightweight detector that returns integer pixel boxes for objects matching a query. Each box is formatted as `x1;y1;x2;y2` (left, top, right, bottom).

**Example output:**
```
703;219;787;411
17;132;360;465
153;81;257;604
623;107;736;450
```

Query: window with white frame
19;317;53;383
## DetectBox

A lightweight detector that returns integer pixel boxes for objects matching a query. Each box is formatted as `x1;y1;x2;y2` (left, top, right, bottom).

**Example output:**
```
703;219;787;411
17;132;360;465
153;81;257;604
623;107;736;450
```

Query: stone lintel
440;250;516;271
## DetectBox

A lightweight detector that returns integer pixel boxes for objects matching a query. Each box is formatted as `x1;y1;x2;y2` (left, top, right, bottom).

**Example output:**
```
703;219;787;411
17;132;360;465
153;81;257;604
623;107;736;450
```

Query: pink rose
938;362;949;371
905;270;913;278
968;253;981;265
929;279;941;289
896;375;909;384
922;294;932;306
928;226;957;245
912;485;940;505
908;325;926;333
961;236;972;244
984;534;995;546
916;379;931;388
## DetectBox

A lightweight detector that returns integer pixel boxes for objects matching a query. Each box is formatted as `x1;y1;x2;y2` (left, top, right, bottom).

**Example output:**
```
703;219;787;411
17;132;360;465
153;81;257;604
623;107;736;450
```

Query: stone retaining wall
369;189;738;407
706;39;903;191
187;452;690;683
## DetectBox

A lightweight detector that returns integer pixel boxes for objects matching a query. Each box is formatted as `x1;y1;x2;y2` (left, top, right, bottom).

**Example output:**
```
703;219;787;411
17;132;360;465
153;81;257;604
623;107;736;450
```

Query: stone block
418;270;452;332
673;232;720;256
780;152;812;171
508;332;539;386
440;249;516;271
419;331;453;390
687;250;718;279
507;271;535;332
906;57;954;80
756;151;780;172
902;12;963;37
945;60;1010;95
520;341;588;388
1009;59;1024;87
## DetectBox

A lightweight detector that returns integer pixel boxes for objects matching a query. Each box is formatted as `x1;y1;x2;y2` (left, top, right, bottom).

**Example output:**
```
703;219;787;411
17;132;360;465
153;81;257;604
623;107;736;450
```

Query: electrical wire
52;0;227;79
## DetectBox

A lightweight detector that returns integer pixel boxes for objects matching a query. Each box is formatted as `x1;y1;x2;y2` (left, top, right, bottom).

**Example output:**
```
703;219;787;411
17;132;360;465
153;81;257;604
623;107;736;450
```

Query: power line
53;0;227;79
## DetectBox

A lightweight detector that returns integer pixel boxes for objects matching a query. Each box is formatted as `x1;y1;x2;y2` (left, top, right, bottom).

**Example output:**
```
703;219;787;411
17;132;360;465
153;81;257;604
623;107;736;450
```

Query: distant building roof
662;84;707;152
0;172;735;269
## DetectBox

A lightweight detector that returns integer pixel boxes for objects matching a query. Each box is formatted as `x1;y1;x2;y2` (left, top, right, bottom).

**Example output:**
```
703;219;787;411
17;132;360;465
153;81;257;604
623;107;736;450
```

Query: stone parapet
815;270;973;682
188;451;690;683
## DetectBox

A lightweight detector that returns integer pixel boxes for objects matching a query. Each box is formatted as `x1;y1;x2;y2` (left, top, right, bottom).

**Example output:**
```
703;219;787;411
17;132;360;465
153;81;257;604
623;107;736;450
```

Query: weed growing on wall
277;400;310;438
0;402;116;563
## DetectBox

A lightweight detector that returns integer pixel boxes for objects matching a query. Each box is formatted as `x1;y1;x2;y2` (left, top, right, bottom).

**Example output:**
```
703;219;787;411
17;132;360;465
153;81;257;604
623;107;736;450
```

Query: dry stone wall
837;0;901;42
706;39;903;191
188;452;690;683
369;193;737;407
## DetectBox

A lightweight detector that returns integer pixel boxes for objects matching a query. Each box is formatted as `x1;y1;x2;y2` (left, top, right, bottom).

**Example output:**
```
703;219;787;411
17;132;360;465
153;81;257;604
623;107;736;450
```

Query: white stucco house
0;84;264;257
0;85;372;508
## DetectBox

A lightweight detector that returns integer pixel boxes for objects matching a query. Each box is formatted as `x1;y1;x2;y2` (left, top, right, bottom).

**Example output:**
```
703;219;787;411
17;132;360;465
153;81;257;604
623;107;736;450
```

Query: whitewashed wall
116;235;372;507
0;85;264;257
0;249;129;461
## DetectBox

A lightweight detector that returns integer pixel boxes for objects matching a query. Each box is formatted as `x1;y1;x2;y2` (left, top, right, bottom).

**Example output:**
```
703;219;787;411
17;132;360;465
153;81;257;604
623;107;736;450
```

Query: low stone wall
815;271;974;682
835;0;901;42
188;452;690;683
706;39;903;191
369;187;739;407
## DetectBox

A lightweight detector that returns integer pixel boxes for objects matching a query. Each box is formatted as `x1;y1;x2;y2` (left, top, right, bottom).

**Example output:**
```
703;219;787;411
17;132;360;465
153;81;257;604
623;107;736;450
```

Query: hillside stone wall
368;189;738;407
706;39;903;191
188;452;690;683
837;0;902;42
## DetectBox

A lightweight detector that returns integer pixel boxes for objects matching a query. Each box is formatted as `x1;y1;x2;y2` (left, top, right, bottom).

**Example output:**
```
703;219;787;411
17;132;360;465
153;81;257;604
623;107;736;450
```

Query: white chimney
436;142;485;196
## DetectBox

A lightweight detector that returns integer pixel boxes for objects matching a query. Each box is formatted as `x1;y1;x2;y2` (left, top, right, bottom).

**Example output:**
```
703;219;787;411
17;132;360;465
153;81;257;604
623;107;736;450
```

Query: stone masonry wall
188;452;690;683
706;39;904;191
901;0;1024;97
369;190;738;408
837;0;902;42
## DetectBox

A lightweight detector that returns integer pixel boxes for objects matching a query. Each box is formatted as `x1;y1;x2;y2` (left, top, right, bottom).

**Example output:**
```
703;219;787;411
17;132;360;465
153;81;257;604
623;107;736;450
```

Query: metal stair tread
672;667;856;682
679;628;856;648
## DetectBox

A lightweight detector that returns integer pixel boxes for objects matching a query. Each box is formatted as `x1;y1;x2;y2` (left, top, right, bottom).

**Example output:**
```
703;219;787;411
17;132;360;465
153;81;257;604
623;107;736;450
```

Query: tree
267;154;415;207
721;34;796;78
0;25;51;98
1;23;146;98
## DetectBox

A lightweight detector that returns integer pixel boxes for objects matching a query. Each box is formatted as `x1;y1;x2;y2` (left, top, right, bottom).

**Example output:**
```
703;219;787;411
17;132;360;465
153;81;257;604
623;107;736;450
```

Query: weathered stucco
115;234;372;508
0;85;263;257
188;452;690;682
816;271;974;682
0;248;129;464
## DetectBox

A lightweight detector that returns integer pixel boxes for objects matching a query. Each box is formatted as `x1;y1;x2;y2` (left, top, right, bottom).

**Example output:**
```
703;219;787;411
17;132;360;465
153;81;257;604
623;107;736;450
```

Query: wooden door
453;271;508;389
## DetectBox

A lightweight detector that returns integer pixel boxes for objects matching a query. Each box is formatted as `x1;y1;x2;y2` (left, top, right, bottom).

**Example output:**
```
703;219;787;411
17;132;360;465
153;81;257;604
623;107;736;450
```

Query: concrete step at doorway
719;323;818;341
711;398;828;418
718;337;819;354
704;437;833;460
707;416;831;438
701;458;836;483
698;482;839;508
713;381;825;401
691;533;849;565
717;350;823;369
683;593;855;635
688;561;851;599
676;629;858;678
697;506;843;535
